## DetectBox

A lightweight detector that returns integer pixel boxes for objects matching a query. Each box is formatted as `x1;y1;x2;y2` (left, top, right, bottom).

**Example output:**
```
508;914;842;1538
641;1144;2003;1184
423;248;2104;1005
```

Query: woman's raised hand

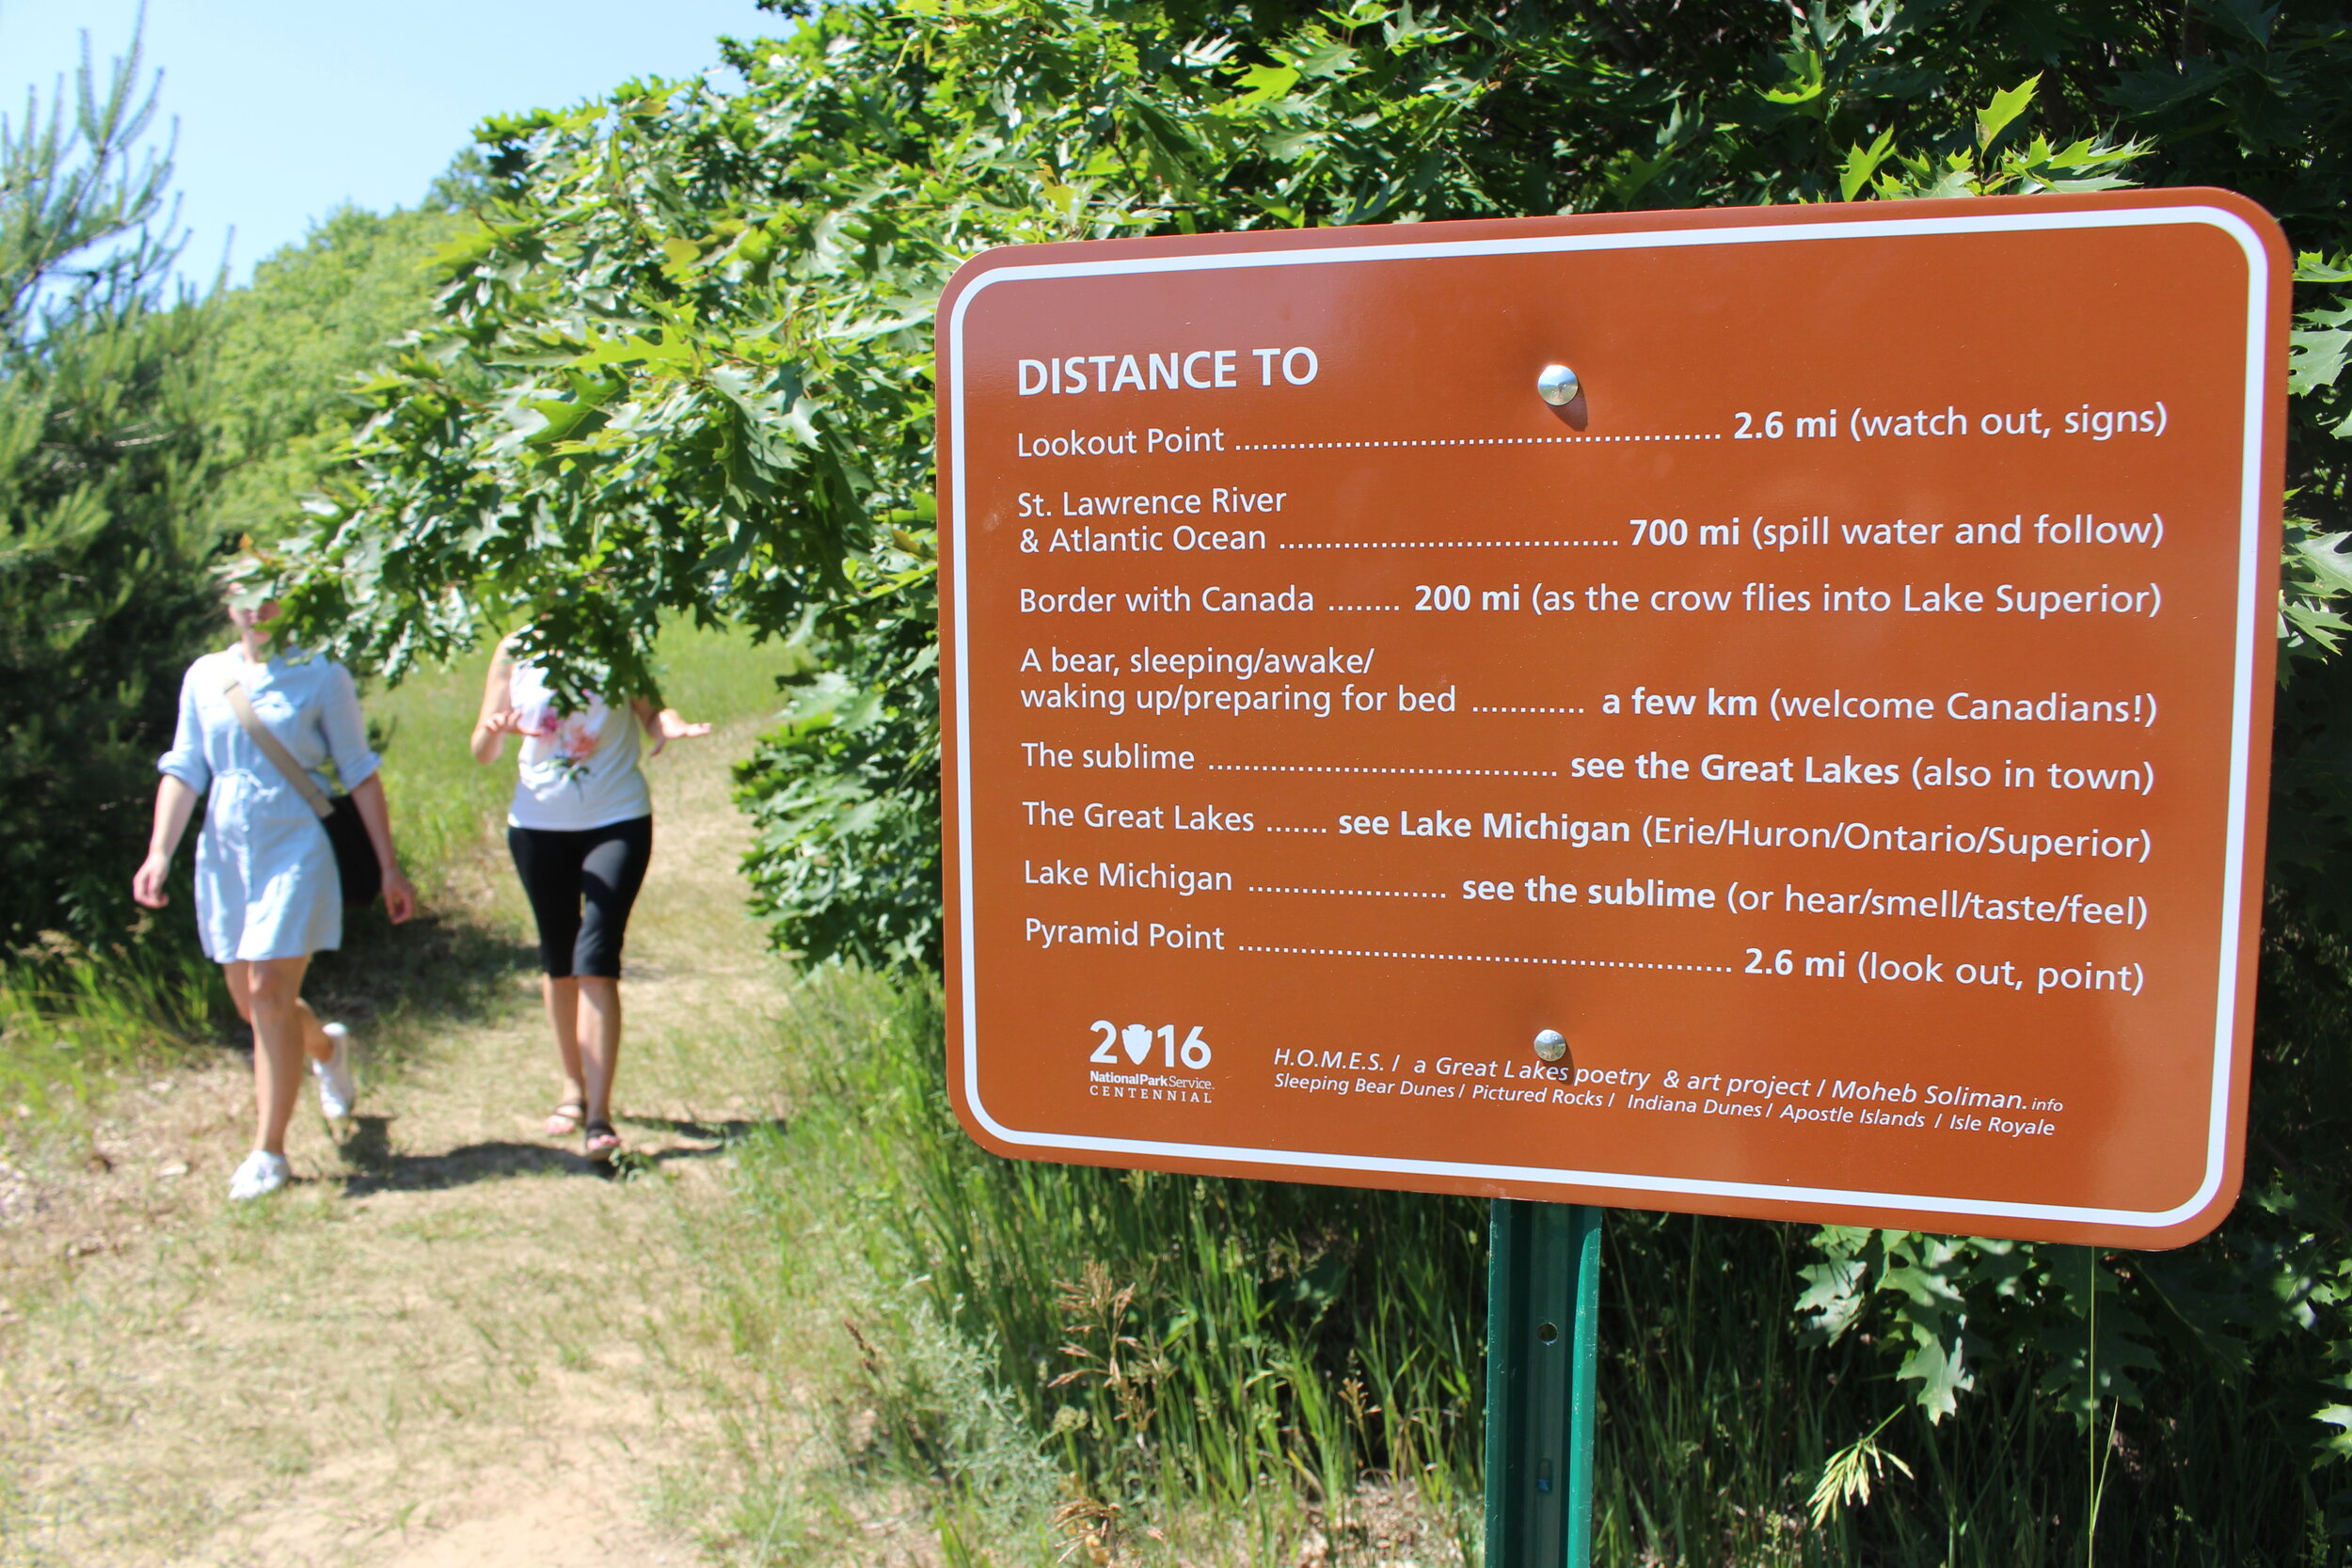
469;705;526;764
647;707;712;757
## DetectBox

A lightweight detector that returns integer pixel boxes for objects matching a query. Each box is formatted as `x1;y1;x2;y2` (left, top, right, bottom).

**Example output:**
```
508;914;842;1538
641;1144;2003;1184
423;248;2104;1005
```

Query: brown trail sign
937;190;2287;1253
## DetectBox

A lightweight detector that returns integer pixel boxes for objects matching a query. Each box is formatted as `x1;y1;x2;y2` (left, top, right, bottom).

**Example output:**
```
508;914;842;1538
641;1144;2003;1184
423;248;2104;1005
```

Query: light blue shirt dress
156;647;382;963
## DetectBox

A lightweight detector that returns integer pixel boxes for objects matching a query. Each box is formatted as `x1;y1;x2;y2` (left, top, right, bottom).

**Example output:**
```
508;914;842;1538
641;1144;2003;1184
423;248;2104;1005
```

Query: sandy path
0;721;787;1567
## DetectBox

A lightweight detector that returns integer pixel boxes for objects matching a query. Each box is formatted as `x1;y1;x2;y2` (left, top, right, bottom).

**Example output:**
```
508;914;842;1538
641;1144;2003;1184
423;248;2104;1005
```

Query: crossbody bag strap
220;672;335;820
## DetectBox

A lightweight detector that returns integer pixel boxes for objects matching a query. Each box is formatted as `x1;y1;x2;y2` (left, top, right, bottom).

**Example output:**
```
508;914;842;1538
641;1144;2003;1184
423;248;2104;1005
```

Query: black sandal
583;1120;622;1163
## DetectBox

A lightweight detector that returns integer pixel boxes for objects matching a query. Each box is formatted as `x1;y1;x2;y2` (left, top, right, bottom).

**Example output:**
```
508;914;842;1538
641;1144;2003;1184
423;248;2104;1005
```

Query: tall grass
703;968;1514;1560
0;930;219;1127
697;964;2352;1566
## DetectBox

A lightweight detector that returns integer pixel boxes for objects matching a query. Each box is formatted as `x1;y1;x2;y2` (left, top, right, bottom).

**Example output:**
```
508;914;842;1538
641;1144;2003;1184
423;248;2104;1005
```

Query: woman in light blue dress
133;596;417;1200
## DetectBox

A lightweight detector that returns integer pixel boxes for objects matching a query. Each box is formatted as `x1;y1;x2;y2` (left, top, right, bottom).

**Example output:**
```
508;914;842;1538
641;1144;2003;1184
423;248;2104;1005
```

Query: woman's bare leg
543;976;588;1107
577;977;622;1126
228;960;332;1063
224;960;255;1026
241;956;314;1157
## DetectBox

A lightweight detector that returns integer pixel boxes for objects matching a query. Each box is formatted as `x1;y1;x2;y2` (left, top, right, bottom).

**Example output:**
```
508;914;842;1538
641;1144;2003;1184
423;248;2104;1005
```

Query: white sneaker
314;1022;356;1120
228;1150;290;1201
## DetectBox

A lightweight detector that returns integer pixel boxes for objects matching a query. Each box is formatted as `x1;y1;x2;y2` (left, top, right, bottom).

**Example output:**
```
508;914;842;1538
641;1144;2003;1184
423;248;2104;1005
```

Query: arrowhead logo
1085;1019;1213;1074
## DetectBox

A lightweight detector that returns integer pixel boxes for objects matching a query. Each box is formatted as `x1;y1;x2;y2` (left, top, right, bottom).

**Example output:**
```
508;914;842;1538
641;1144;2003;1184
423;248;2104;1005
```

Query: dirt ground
0;719;791;1567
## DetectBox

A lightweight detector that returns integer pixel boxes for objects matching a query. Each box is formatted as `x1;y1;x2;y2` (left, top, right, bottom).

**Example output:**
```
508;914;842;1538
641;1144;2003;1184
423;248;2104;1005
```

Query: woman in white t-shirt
471;636;707;1162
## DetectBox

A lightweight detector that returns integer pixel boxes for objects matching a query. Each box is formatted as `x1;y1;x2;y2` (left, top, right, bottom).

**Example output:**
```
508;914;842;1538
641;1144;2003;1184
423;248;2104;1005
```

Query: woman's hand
644;706;712;757
348;775;416;924
132;850;173;909
380;866;418;924
470;705;525;764
134;778;199;908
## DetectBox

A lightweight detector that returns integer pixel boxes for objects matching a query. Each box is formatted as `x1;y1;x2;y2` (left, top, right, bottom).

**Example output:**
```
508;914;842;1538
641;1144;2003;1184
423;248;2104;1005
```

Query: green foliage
0;28;224;950
0;933;218;1125
725;966;1485;1555
282;0;2352;956
1797;1229;2167;1427
205;199;475;546
733;530;942;968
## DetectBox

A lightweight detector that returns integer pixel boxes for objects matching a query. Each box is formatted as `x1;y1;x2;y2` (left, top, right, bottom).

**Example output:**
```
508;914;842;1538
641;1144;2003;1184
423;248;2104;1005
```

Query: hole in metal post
1537;1321;1559;1344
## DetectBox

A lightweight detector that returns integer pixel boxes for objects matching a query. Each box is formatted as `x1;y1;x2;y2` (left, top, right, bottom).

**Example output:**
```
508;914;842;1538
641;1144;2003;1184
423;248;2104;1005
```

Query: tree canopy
272;0;2352;956
206;197;475;547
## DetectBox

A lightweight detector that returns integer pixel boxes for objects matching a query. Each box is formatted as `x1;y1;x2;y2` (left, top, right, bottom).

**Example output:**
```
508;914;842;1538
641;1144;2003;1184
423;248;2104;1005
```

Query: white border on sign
944;204;2269;1230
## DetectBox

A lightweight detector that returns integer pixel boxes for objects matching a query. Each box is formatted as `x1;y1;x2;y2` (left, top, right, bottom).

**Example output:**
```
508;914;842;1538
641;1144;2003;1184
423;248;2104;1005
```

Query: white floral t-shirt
506;661;652;831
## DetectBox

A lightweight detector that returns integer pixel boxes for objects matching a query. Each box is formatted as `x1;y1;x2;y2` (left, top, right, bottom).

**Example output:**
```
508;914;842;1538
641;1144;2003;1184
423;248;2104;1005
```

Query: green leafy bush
205;198;475;546
728;963;2352;1563
733;534;942;969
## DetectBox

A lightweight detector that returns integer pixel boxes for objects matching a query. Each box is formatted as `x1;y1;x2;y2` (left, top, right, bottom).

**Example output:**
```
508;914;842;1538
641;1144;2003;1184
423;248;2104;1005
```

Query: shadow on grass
331;1110;771;1196
618;1114;789;1143
301;904;538;1069
337;1133;583;1196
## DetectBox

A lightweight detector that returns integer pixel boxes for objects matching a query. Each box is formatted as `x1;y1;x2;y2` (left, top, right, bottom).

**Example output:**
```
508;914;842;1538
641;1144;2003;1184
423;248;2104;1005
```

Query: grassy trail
0;709;796;1566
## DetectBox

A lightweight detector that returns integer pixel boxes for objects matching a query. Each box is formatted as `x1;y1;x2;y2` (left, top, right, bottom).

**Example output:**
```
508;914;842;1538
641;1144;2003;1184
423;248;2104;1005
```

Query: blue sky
1;0;777;288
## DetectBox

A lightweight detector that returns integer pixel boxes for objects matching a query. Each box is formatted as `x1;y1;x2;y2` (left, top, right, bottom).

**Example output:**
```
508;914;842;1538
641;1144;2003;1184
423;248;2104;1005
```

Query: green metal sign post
1485;1201;1604;1567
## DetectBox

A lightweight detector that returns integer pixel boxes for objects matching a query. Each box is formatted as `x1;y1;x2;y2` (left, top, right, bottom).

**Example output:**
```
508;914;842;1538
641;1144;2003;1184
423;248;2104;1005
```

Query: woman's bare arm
631;697;713;758
470;638;522;764
131;777;201;909
348;773;416;922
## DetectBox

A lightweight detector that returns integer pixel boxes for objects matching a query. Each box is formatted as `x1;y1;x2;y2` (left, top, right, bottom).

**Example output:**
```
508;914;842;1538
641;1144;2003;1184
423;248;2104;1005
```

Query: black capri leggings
506;816;654;979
